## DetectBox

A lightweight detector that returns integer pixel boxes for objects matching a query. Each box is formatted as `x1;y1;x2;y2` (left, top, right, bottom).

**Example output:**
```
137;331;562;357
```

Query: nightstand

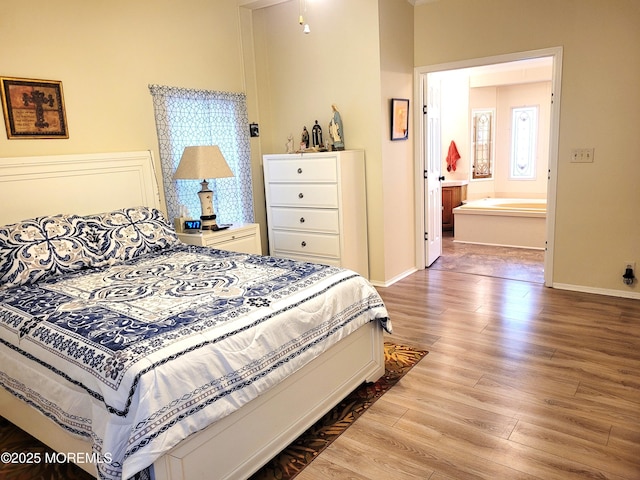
177;223;262;255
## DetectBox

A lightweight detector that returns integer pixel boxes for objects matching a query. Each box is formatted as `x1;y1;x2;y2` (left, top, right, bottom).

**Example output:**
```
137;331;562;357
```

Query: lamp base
200;214;217;230
197;180;219;230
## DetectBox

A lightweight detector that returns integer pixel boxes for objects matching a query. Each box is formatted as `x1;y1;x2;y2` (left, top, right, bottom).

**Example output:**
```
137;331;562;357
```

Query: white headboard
0;150;162;225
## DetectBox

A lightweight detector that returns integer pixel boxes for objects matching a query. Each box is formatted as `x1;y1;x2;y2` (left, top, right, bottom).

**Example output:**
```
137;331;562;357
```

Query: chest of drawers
263;150;369;278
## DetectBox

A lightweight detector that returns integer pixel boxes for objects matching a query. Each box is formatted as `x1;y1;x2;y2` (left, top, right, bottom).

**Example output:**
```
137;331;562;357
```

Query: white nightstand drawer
177;223;261;255
267;184;338;208
266;157;337;182
200;227;252;246
213;235;259;255
272;230;340;257
270;207;339;233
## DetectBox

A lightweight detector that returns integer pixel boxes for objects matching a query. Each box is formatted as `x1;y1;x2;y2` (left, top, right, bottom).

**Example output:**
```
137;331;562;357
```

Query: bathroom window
510;106;538;179
471;109;494;179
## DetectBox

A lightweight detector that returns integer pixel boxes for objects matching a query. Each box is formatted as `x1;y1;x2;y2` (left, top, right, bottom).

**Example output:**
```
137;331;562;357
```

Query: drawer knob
300;217;305;223
301;241;307;247
298;192;304;199
297;168;303;174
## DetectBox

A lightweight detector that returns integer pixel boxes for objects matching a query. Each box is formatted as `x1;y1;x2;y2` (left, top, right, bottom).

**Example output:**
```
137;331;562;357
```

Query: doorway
414;48;563;287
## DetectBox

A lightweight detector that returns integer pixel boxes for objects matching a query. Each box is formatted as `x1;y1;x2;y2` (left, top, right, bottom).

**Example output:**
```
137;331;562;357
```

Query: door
424;76;443;267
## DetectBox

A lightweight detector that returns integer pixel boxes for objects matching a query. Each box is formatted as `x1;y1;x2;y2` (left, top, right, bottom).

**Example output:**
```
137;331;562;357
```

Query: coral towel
446;140;461;172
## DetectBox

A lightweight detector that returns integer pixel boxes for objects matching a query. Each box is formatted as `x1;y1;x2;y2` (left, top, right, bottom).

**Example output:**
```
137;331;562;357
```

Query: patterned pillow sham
86;206;179;265
0;214;103;289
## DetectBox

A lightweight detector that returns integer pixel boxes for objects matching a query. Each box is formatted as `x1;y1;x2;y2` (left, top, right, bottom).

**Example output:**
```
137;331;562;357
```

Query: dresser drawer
272;231;340;257
270;207;339;233
272;251;341;267
267;184;338;208
266;157;337;182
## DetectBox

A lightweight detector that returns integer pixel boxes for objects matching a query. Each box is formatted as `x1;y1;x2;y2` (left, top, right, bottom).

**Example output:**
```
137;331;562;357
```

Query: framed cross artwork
0;77;68;139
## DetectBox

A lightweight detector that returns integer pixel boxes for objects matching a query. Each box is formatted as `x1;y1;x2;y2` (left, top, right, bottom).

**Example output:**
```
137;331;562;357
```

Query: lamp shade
173;145;234;180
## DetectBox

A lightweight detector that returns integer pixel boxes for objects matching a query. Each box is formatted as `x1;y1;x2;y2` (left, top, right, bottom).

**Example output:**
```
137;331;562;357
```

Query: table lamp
173;145;234;230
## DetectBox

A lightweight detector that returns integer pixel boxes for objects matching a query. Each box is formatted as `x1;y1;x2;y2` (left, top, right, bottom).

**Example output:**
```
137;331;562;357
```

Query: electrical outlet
570;148;595;163
623;261;636;285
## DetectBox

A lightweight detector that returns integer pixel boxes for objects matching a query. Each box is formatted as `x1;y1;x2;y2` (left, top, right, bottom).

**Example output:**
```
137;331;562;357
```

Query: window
510;106;538;180
471;109;494;179
149;85;254;224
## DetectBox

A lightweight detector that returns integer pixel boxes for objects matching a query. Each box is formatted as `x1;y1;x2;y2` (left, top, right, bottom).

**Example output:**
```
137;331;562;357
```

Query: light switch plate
570;148;595;163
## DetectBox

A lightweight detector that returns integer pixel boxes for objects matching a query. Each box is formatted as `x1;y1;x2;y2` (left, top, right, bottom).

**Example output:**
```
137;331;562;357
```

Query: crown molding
238;0;287;10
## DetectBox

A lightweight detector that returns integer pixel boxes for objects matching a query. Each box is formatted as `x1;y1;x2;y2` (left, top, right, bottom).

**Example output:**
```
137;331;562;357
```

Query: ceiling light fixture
299;0;310;34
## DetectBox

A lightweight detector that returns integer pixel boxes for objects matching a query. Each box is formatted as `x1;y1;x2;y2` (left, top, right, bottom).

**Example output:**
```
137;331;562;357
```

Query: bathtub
452;198;546;249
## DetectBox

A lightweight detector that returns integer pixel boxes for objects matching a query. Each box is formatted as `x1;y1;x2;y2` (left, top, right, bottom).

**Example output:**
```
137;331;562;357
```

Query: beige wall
249;0;416;284
0;0;247;216
3;0;637;295
493;82;550;199
379;0;416;283
250;1;383;155
437;60;553;200
439;71;472;184
463;82;551;200
415;0;640;296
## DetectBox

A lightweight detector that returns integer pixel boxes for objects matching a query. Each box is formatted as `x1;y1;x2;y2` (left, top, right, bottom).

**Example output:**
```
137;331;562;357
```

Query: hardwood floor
298;269;640;480
430;231;545;284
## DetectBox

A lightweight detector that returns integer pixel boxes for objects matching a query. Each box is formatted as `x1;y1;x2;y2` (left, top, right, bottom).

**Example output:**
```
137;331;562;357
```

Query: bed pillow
0;214;103;289
87;206;179;265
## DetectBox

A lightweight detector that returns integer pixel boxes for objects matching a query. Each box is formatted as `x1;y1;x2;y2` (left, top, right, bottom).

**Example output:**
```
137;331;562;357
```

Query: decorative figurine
301;126;310;149
329;104;344;150
312;120;323;148
286;134;294;154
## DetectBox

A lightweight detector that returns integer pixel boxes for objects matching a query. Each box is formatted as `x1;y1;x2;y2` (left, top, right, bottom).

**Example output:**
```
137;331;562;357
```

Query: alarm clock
183;219;202;234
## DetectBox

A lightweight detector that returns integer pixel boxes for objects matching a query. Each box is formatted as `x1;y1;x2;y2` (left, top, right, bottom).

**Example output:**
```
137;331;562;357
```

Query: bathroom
434;57;552;281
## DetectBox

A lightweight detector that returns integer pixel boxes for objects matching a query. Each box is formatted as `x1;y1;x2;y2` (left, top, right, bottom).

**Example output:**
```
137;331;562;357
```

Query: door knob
439;176;445;181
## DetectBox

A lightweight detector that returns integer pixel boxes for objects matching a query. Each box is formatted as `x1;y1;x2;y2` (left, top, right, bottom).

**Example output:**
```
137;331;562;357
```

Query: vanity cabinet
263;150;369;278
442;184;467;231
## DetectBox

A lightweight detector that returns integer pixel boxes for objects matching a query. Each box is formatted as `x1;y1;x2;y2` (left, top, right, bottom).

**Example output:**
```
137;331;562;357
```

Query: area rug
0;342;427;480
250;342;428;480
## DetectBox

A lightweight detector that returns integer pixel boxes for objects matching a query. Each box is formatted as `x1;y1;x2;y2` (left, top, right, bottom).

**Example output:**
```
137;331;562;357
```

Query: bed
0;150;389;480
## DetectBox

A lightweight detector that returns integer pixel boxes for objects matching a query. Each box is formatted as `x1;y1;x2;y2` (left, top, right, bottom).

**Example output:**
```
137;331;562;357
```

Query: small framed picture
390;98;409;141
0;77;68;139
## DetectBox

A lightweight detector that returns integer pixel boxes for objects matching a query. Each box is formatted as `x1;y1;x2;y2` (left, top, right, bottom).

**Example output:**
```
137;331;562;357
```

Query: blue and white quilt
0;245;390;480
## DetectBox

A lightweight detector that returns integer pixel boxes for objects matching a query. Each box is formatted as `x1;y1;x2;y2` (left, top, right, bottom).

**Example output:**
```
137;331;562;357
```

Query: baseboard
369;267;418;288
453;239;545;251
552;282;640;300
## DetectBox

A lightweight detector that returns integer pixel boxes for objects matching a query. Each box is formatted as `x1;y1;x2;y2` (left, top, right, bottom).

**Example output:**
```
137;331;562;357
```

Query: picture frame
0;77;68;139
390;98;409;141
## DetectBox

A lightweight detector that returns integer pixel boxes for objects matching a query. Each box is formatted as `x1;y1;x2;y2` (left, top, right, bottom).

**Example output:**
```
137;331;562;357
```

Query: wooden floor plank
297;267;640;479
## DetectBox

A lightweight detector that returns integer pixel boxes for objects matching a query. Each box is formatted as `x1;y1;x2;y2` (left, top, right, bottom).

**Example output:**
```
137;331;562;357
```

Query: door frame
413;47;563;287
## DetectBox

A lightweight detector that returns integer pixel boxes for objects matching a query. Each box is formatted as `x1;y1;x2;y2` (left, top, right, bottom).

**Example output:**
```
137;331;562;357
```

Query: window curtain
149;84;254;225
